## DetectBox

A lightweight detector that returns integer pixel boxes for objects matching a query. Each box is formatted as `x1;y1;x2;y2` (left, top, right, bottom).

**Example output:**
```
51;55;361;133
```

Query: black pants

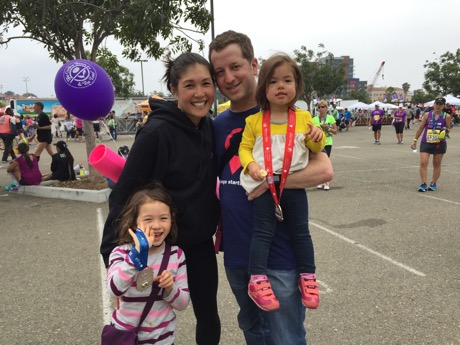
181;238;221;345
1;135;16;161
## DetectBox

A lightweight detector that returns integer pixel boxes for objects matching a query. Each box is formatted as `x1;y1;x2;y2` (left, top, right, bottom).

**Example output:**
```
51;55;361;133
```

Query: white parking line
310;221;426;277
97;208;112;324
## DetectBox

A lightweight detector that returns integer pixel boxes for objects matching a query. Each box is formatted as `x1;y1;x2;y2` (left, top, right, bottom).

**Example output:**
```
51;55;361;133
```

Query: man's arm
247;151;333;200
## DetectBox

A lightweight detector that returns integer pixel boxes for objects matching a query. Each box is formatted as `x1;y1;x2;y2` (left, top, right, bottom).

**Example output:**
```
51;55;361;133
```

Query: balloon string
100;121;119;152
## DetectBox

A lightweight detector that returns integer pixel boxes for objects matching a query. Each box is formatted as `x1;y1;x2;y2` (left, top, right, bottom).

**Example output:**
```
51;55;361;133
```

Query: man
209;30;333;345
368;104;384;144
331;103;339;124
406;105;415;130
33;102;54;160
343;107;351;131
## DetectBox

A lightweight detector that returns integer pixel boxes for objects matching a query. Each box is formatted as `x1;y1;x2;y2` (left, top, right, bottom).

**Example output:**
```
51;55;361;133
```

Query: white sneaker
323;182;330;190
317;184;324;189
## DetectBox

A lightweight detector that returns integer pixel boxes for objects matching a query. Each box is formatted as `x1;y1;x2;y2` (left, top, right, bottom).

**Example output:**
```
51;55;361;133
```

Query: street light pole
23;77;30;95
139;60;147;96
210;0;218;116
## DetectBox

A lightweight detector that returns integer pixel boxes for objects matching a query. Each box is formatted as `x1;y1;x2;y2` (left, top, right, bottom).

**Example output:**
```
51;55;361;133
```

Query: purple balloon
54;59;114;121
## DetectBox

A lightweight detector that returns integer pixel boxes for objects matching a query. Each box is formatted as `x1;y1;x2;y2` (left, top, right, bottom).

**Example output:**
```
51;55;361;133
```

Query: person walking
33;102;54;160
313;99;337;190
393;105;406;144
410;97;451;192
369;104;384;144
406;105;415;129
101;52;221;345
107;111;118;141
0;108;17;163
210;30;332;345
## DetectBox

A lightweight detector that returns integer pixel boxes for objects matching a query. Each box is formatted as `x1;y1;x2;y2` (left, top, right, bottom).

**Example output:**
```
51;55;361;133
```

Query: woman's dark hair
256;53;304;111
17;142;33;169
116;181;178;246
162;52;215;93
5;108;14;116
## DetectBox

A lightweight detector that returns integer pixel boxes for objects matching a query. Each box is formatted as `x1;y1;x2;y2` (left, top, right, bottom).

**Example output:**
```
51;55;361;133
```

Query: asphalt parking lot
1;124;459;345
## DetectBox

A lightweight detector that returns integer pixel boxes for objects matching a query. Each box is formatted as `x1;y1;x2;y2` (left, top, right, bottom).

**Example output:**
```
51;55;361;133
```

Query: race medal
275;204;284;222
136;267;154;292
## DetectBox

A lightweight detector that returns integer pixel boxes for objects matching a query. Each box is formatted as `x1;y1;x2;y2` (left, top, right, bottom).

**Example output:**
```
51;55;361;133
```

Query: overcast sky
1;0;459;98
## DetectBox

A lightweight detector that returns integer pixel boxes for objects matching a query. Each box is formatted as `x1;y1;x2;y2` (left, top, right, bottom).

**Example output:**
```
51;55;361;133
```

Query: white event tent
424;94;460;107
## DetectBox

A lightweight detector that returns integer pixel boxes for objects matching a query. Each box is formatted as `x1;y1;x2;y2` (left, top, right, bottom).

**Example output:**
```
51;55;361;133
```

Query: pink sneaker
299;273;320;309
248;275;280;311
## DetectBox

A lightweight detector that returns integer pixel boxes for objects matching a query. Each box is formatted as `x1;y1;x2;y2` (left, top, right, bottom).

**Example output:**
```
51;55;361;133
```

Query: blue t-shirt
344;111;351;120
213;106;298;270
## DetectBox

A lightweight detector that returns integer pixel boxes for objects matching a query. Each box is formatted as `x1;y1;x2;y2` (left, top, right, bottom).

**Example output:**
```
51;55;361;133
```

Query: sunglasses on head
318;106;327;108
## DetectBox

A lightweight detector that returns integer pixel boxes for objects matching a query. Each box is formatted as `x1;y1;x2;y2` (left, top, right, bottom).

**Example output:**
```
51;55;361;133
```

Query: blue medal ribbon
128;228;149;271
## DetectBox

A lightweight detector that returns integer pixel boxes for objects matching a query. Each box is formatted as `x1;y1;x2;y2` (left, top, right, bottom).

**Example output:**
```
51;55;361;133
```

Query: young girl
239;53;325;311
42;140;76;181
106;182;190;344
5;142;42;191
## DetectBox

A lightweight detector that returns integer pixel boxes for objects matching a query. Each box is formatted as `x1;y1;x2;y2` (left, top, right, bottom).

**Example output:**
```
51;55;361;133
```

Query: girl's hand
306;123;323;142
410;142;416;150
128;222;156;250
247;162;265;181
156;270;174;296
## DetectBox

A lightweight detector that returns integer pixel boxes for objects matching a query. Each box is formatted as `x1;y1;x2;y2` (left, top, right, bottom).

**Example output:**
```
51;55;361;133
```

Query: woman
42;140;76;181
5;142;42;191
393;105;406;144
101;52;220;345
313;99;337;190
0;108;17;163
410;97;451;192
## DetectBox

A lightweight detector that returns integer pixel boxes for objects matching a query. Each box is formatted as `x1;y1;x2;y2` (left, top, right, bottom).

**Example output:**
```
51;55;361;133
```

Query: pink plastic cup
89;144;126;183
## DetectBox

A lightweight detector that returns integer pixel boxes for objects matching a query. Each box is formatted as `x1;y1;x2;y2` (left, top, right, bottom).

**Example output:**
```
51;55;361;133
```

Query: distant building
319;55;367;98
369;87;412;103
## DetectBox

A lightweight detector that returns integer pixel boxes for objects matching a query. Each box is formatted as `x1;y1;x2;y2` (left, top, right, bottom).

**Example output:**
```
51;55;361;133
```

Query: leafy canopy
0;0;211;63
293;44;345;109
423;49;460;96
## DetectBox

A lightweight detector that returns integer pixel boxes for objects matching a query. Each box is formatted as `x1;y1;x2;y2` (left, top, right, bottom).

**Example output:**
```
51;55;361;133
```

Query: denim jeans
225;267;307;345
250;189;315;274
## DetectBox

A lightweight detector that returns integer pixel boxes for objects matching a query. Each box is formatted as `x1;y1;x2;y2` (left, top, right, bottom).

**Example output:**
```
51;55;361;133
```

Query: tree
402;82;410;100
22;92;37;98
411;89;436;105
347;89;371;104
95;47;135;97
423;49;460;96
0;0;211;174
385;87;395;104
293;44;345;109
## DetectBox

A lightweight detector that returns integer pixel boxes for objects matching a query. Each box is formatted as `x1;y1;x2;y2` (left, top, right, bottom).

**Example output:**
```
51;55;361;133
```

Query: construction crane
367;61;385;93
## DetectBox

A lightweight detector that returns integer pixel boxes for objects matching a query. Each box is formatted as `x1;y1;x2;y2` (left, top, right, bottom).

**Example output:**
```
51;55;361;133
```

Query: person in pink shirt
106;182;190;344
5;142;42;191
75;117;83;143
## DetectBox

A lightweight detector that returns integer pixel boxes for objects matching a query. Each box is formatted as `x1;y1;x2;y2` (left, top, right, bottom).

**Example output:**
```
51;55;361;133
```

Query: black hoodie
100;98;219;267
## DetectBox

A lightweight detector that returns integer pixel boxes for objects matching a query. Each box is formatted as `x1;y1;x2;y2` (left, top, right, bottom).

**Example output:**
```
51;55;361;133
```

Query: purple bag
101;324;137;345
